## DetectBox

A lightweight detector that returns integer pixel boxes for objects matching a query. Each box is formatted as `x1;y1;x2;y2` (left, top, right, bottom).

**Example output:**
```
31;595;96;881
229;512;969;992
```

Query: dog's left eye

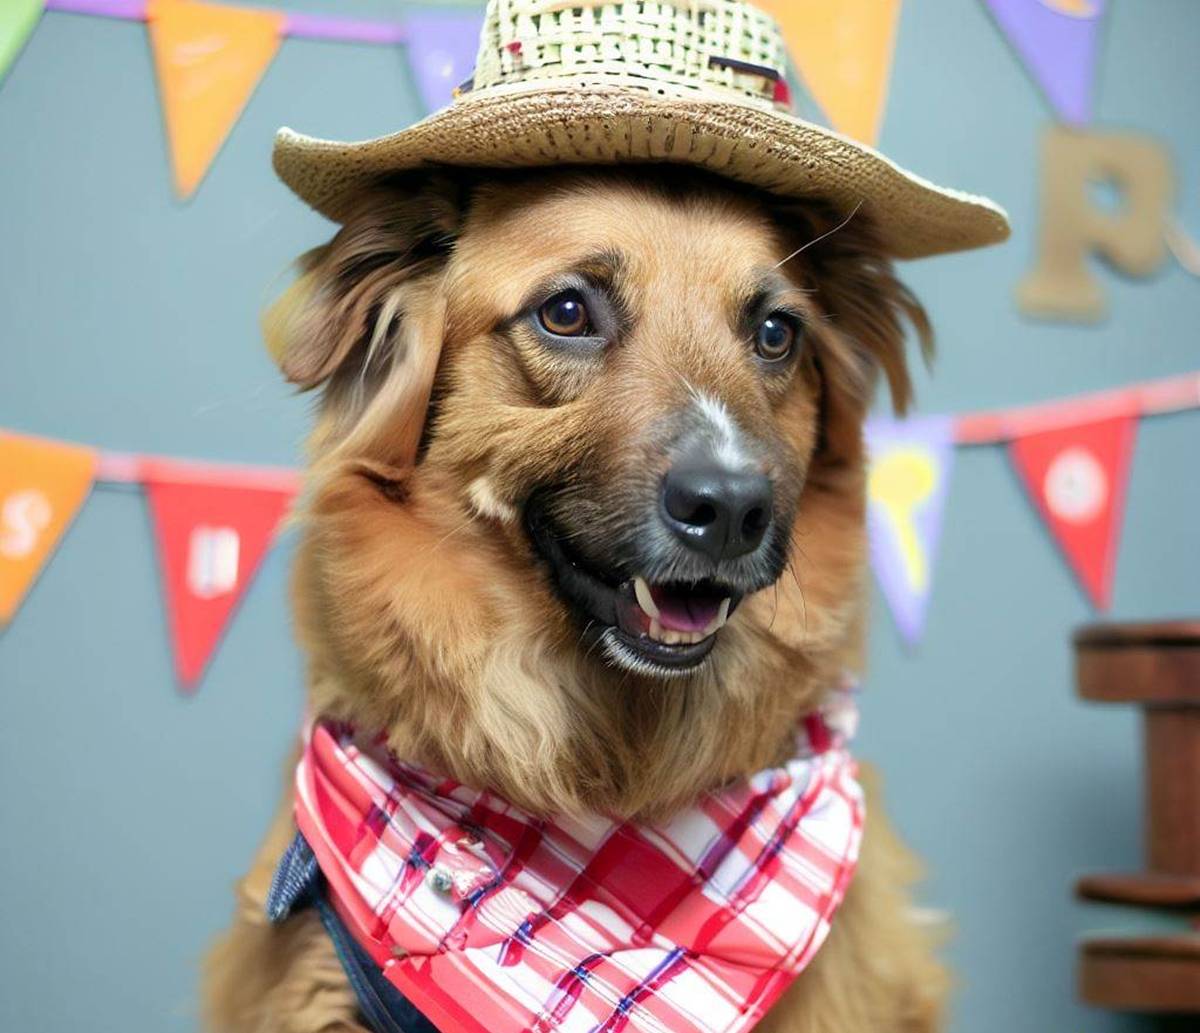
538;290;592;337
755;312;799;362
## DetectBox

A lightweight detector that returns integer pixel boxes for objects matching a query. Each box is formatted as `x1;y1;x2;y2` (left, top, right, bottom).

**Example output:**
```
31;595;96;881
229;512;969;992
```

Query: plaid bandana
293;685;863;1033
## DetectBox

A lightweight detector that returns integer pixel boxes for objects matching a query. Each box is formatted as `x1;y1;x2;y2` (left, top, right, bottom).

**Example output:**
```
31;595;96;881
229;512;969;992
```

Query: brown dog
203;166;948;1032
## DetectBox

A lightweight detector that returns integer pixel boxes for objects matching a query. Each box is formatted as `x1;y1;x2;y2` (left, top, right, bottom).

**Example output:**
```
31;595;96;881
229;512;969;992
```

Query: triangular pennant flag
143;461;296;689
146;0;284;198
404;11;485;114
0;0;43;84
0;432;97;624
1009;414;1135;609
866;416;956;645
983;0;1107;124
757;0;902;145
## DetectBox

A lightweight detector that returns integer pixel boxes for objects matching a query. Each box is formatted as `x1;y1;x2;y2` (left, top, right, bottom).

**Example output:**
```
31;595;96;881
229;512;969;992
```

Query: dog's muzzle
524;443;786;678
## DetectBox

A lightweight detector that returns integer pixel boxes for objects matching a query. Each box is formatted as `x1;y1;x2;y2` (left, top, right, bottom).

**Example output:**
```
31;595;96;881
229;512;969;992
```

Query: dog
202;2;1010;1027
202;164;953;1032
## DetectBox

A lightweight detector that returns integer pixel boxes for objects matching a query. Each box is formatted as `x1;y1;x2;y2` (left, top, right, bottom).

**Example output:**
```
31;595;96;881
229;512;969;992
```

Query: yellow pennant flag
146;0;284;198
757;0;903;146
0;433;97;624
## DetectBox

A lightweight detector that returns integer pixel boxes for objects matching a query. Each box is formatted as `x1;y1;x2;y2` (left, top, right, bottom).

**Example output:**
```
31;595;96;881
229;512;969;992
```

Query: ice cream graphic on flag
866;416;955;645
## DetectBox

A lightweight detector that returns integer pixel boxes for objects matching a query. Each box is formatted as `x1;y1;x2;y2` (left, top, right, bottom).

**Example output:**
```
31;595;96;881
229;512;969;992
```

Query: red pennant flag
1009;415;1136;609
143;460;297;689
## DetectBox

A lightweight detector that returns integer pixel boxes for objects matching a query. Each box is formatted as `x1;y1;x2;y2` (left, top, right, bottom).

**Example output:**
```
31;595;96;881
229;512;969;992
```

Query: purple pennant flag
405;11;485;115
983;0;1107;124
866;416;956;647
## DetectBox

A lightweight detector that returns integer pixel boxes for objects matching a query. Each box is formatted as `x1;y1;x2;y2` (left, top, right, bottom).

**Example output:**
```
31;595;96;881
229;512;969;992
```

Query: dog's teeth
633;577;660;619
702;597;733;637
645;626;708;646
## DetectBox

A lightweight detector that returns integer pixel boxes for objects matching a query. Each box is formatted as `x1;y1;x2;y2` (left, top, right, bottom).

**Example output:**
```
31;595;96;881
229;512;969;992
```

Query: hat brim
273;85;1009;261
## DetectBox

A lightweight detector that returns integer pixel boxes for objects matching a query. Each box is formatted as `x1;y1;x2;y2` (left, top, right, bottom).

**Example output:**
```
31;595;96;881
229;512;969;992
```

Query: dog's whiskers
772;201;863;270
579;621;606;664
785;557;809;632
430;515;477;552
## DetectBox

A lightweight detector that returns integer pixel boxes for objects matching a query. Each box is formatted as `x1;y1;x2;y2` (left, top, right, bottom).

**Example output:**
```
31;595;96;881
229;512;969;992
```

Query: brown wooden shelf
1075;620;1200;705
1080;935;1200;1013
1073;620;1200;1016
1077;872;1200;910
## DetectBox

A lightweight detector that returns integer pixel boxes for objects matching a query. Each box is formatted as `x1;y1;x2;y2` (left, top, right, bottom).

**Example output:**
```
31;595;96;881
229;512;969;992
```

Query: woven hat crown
272;0;1010;260
464;0;793;112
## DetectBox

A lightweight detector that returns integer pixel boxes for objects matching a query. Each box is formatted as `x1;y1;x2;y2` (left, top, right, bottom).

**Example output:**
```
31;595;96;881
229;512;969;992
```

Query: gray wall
1;1;1196;1030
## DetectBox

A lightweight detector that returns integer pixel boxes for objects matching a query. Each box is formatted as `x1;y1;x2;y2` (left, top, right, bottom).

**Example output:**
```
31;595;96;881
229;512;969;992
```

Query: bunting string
954;371;1200;444
93;449;299;490
2;371;1196;687
44;0;414;46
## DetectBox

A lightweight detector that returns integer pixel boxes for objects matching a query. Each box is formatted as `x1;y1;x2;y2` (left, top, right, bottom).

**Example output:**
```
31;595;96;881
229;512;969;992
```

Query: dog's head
270;166;926;815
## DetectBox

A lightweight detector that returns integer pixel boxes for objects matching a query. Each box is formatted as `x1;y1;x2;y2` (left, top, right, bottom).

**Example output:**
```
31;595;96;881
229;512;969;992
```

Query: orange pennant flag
146;0;284;198
0;433;97;624
757;0;903;146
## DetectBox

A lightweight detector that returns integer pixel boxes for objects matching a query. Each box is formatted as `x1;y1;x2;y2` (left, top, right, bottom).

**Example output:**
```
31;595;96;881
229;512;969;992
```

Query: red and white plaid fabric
294;685;863;1033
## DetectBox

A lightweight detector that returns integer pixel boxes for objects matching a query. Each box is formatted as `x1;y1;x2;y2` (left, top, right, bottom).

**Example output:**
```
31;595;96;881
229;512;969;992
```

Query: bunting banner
147;0;285;198
1008;414;1136;610
758;0;902;145
7;0;1196;297
0;0;44;83
15;0;485;201
6;1;917;181
0;432;97;624
983;0;1108;125
404;11;485;114
0;373;1195;681
866;416;955;647
143;459;296;689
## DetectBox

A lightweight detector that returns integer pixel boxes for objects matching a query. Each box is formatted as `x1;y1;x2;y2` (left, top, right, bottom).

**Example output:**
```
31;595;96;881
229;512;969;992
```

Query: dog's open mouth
525;500;743;676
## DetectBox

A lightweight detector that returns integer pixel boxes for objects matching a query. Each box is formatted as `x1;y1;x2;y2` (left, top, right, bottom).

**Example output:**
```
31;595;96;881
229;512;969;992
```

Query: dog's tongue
650;584;723;633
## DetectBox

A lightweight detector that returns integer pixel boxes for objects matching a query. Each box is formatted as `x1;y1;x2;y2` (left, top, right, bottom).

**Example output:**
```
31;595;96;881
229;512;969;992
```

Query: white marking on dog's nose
688;388;752;471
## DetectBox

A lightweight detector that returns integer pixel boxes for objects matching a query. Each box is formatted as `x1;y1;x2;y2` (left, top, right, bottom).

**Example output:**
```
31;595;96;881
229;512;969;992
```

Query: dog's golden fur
205;167;947;1032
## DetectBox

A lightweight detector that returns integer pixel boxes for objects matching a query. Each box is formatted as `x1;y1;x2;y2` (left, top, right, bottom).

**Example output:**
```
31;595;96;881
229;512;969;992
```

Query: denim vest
266;832;440;1033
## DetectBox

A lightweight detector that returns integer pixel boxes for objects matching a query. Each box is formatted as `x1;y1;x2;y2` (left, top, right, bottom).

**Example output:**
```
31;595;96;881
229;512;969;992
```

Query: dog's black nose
660;459;773;563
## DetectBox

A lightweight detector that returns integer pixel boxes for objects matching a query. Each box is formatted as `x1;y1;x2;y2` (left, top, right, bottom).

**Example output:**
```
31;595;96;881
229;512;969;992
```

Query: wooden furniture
1074;620;1200;1014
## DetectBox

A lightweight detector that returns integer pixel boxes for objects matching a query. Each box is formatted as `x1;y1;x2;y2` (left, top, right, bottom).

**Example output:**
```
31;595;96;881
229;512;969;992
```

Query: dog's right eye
538;290;591;337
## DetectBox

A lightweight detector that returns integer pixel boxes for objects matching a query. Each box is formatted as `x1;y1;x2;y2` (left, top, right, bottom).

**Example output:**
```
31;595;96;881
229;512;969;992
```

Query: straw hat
273;0;1009;260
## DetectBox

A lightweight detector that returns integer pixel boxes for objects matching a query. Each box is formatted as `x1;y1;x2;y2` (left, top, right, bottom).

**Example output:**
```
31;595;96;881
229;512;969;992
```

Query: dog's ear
264;172;468;462
774;203;932;419
810;220;932;419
